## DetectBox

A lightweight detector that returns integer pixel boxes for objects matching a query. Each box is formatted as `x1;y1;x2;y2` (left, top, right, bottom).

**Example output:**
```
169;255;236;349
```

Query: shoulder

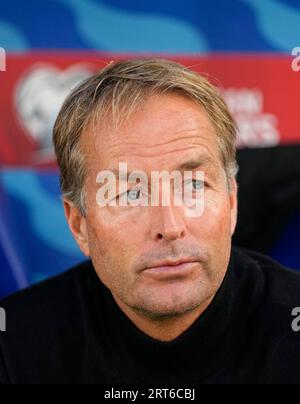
0;260;95;353
232;246;300;301
230;246;300;336
0;260;97;384
0;260;94;322
232;249;300;348
231;247;300;383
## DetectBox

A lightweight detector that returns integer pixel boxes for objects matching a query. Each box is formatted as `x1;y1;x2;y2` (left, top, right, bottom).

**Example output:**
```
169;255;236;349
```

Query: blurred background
0;0;300;299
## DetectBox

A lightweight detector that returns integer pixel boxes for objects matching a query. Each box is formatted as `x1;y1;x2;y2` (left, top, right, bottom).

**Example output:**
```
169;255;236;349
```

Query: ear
63;199;90;257
228;178;238;236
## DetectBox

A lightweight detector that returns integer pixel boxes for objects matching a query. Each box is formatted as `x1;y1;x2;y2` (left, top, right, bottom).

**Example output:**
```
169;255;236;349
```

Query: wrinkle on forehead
82;93;221;171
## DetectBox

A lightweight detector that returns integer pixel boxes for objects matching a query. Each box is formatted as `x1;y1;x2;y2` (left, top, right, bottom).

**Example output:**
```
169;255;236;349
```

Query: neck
112;296;214;342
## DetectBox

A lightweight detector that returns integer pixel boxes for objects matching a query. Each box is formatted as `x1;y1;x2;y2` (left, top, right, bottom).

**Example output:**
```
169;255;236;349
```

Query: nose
153;205;186;242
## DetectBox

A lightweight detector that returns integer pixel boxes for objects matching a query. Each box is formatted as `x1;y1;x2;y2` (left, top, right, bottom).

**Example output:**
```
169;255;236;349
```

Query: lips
143;260;199;280
147;258;198;269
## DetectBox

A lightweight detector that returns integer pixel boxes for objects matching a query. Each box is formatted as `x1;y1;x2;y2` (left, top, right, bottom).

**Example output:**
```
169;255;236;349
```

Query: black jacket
1;247;300;384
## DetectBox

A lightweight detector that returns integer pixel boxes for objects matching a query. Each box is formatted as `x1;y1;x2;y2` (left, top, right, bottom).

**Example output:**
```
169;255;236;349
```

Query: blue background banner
0;0;300;53
0;0;300;299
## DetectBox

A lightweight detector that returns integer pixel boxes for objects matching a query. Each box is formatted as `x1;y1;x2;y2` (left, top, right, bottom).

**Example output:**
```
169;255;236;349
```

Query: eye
117;186;144;203
127;188;141;201
181;179;204;199
192;179;204;191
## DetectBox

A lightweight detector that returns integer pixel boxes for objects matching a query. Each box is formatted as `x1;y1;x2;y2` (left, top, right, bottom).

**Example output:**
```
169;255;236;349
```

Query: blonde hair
53;58;238;215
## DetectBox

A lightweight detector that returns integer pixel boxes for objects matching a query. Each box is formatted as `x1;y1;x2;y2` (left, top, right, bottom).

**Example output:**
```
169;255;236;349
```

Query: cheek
88;208;143;259
86;211;141;291
193;192;232;241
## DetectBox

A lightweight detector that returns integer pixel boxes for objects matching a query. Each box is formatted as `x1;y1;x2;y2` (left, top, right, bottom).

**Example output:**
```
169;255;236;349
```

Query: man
1;59;300;384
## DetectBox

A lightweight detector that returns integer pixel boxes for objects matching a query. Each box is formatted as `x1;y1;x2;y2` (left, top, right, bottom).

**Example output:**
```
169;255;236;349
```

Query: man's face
71;93;237;318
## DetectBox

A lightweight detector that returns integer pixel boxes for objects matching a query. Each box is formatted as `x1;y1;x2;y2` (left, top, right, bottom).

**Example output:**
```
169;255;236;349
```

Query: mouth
143;260;199;280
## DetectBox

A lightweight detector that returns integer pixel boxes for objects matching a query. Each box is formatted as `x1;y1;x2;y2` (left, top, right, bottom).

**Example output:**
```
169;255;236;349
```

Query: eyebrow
110;155;217;181
176;155;216;172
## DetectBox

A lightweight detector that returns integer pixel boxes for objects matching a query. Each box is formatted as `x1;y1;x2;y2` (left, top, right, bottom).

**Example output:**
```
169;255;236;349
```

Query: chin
131;283;210;319
134;300;202;320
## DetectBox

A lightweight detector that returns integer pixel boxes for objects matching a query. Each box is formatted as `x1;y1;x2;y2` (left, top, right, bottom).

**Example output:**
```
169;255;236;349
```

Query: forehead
83;93;221;171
